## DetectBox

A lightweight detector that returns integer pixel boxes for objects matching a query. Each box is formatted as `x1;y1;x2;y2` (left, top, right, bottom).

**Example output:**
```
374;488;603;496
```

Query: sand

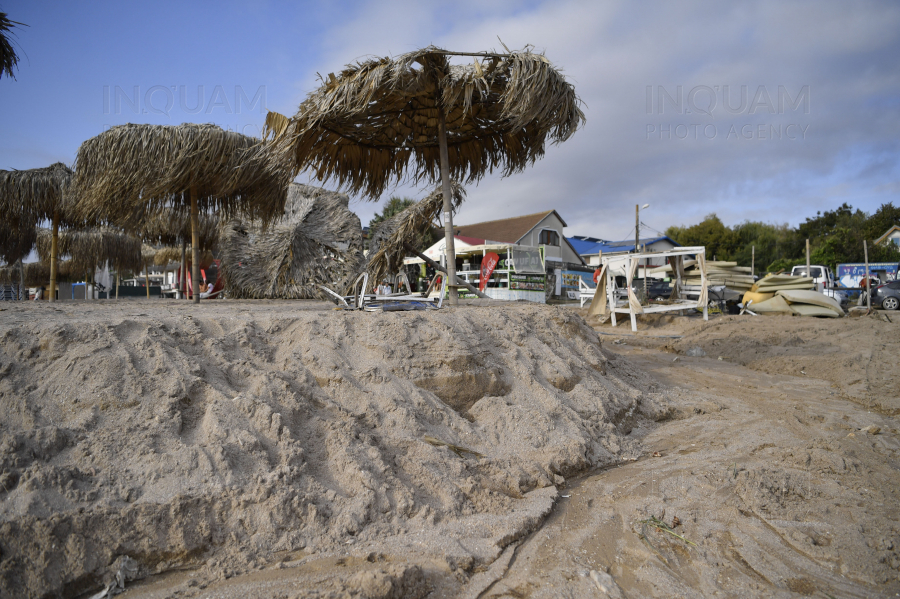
0;300;666;598
0;301;897;598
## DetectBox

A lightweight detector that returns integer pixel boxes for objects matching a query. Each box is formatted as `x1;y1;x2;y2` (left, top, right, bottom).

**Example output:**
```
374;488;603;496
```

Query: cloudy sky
2;0;898;242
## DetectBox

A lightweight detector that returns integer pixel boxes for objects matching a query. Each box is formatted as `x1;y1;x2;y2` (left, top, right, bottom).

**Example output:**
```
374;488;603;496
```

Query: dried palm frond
0;220;36;265
0;162;77;226
0;12;26;81
366;182;464;284
36;226;143;273
0;261;74;286
152;245;213;268
73;123;293;229
220;183;363;299
265;45;584;200
140;209;219;249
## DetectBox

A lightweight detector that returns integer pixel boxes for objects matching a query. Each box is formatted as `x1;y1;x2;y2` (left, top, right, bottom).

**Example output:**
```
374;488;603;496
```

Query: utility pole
864;240;871;312
751;245;755;278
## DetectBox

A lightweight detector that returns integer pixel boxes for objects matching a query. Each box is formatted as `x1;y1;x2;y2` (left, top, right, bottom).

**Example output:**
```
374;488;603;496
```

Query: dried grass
366;182;464;284
264;45;585;200
35;227;143;274
73;124;293;229
220;183;363;299
0;12;25;80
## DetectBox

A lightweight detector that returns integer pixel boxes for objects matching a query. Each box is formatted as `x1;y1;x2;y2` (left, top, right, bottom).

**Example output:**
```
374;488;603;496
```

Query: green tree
666;214;739;261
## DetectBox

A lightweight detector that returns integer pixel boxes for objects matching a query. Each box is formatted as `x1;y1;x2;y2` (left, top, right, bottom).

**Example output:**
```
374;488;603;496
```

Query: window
539;229;560;246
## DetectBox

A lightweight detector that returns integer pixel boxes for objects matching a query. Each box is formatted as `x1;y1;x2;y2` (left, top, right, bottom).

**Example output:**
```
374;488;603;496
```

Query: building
568;235;681;267
875;225;900;248
454;210;585;266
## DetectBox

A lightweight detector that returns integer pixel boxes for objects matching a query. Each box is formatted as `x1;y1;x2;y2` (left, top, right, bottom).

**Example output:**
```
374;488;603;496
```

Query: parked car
870;280;900;310
823;288;849;308
613;277;672;301
791;264;836;292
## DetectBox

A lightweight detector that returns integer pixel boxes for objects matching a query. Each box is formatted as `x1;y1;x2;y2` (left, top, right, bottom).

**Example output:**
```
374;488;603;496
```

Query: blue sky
2;0;899;243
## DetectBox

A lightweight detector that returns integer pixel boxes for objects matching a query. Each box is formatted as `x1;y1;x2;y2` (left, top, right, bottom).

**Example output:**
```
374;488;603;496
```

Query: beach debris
589;569;624;598
685;347;706;357
422;435;484;459
862;425;881;435
671;515;681;528
87;556;139;599
672;357;679;362
652;451;662;457
639;515;697;547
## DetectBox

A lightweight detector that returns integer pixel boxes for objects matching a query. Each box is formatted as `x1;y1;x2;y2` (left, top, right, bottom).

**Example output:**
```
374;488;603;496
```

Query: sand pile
0;301;666;598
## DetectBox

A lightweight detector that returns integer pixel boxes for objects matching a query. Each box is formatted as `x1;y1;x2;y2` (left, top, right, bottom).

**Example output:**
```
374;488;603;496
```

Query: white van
791;265;835;292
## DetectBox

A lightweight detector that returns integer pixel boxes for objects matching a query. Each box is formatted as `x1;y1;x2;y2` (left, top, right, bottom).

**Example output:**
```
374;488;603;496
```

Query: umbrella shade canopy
140;209;219;250
0;12;25;80
36;226;143;274
73;123;293;229
152;246;214;268
0;220;36;265
366;182;465;284
0;162;77;227
0;261;75;286
266;45;585;199
220;183;363;299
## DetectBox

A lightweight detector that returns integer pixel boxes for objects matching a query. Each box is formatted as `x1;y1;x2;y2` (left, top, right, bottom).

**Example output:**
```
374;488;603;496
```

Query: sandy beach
0;301;897;598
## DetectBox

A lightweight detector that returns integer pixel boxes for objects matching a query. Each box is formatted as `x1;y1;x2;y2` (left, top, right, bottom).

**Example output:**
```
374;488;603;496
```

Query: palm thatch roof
36;227;143;274
264;45;585;199
366;182;465;284
152;245;214;268
73;124;293;229
0;162;77;226
220;183;363;299
0;261;74;286
0;12;25;80
0;220;36;265
140;210;219;250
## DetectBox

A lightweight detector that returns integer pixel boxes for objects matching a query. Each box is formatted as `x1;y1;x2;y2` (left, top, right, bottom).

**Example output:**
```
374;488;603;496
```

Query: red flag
479;252;500;292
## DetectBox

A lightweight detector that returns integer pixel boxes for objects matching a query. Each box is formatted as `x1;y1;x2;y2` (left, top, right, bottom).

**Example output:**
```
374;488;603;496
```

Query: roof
875;225;900;245
567;235;680;256
455;210;564;244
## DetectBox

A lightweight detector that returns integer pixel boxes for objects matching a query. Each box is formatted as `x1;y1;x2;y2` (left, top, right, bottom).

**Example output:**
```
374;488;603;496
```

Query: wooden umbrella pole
49;210;59;302
437;109;458;305
145;264;150;298
191;185;200;304
18;258;24;301
180;240;187;299
115;272;119;300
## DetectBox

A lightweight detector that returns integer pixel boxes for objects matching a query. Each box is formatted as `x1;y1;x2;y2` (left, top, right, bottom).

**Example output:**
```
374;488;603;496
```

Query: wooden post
18;258;24;301
864;240;871;312
634;205;639;256
751;245;755;278
49;210;59;302
191;185;200;304
145;264;150;298
180;240;187;299
805;238;811;284
437;110;458;305
115;272;119;300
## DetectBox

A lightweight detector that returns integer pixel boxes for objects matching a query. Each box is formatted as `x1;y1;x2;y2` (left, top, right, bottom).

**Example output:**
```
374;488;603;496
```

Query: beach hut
0;163;78;302
263;44;584;304
73;123;292;304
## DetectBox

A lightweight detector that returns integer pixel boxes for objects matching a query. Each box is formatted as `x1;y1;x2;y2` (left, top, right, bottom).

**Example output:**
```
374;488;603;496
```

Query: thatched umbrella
219;183;363;299
366;182;464;285
0;163;78;302
0;261;74;288
1;12;25;80
74;123;293;303
36;226;143;277
141;210;219;297
265;44;584;304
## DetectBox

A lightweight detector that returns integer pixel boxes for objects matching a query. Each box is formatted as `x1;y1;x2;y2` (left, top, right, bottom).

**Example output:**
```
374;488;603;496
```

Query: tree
666;214;739;261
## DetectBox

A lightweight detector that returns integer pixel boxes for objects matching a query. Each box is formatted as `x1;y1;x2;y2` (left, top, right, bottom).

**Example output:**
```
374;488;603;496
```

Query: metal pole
864;240;871;312
437;109;458;305
191;185;201;304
